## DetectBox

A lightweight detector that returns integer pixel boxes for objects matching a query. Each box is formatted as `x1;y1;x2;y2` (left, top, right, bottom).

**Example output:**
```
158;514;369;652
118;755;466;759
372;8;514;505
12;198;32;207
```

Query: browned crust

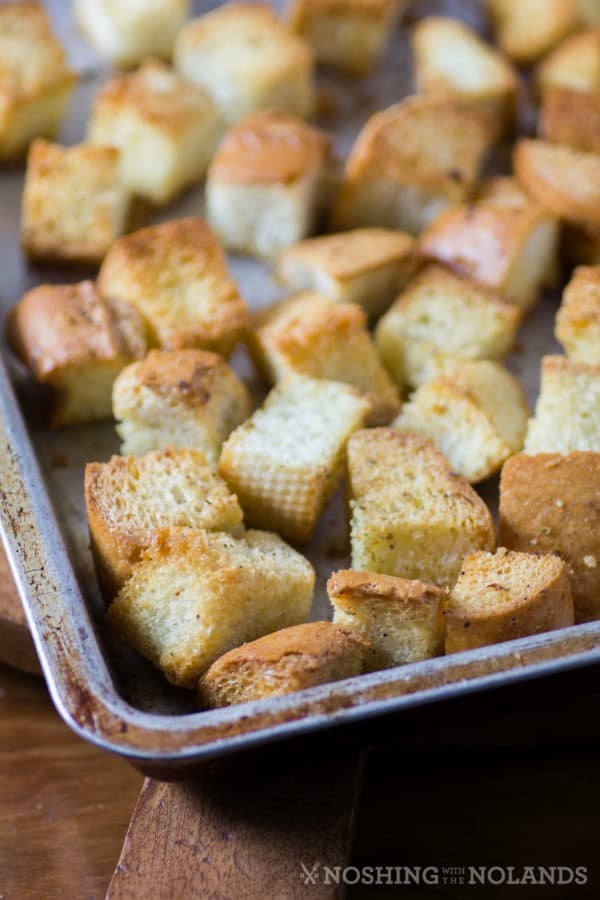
327;568;447;607
540;86;600;154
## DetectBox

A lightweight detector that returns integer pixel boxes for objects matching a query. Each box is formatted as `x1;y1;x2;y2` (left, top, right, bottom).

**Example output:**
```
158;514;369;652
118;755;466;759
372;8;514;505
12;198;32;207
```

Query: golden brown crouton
21;139;132;265
555;265;600;364
107;527;315;687
514;138;600;228
328;569;446;670
347;429;495;587
288;0;404;75
489;0;580;65
247;291;400;425
375;264;521;388
392;360;529;483
197;621;368;707
412;16;518;133
420;200;559;311
445;548;574;653
8;281;146;428
219;375;370;543
330;95;496;236
275;228;416;320
0;1;76;161
73;0;190;68
97;218;248;355
85;448;243;598
524;355;600;452
87;58;221;205
112;348;251;463
499;451;600;621
174;3;315;125
206;111;333;258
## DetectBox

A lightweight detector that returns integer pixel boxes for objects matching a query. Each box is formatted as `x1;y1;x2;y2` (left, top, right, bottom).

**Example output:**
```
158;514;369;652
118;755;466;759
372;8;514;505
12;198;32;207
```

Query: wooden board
0;544;40;675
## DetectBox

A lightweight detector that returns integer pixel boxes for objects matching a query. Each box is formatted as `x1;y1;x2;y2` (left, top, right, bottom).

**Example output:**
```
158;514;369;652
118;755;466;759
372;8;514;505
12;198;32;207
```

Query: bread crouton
328;569;446;670
112;348;251;463
85;448;243;597
107;527;315;687
0;1;76;161
489;0;580;65
330;95;496;236
499;451;600;621
524;355;600;452
537;27;600;94
474;176;534;209
375;264;521;388
412;16;518;133
445;548;574;653
247;292;400;425
206;111;333;258
555;266;600;364
275;228;416;320
174;3;315;125
21;139;132;265
87;59;221;205
97;218;248;355
420;200;559;311
347;429;495;587
8;281;146;428
73;0;190;68
392;360;529;483
288;0;404;75
515;138;600;228
219;375;370;543
198;621;367;707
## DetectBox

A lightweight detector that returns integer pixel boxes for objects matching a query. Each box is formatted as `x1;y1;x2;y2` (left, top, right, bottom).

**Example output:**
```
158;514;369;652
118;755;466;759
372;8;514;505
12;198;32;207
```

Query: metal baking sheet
2;0;600;774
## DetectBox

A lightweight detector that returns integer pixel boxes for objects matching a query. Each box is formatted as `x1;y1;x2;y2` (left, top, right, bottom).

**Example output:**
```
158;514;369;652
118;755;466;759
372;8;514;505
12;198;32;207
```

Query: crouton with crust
328;569;446;670
97;218;248;356
198;621;368;707
247;291;400;425
8;281;146;428
347;429;496;587
488;0;580;65
107;527;315;686
524;355;600;453
445;548;574;653
555;266;600;364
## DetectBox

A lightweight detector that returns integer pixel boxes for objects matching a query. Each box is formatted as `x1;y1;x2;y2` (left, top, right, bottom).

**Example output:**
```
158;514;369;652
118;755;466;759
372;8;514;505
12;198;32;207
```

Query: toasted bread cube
21;139;132;265
288;0;404;75
445;548;574;653
85;448;243;597
8;281;146;428
330;95;496;236
107;527;315;686
87;59;221;206
275;228;416;320
556;266;600;364
206;111;332;258
247;292;400;425
489;0;579;65
97;218;248;355
73;0;190;68
499;451;600;621
537;29;600;94
392;360;529;483
375;265;521;388
328;570;446;671
474;176;534;209
420;200;559;311
219;375;370;542
198;621;367;707
0;1;76;161
515;138;600;229
524;355;600;453
112;348;251;464
412;16;518;133
174;3;315;125
347;429;495;587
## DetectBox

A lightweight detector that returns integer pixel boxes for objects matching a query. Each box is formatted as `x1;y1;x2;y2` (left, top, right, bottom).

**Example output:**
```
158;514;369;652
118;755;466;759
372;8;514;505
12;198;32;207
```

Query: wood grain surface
0;544;41;675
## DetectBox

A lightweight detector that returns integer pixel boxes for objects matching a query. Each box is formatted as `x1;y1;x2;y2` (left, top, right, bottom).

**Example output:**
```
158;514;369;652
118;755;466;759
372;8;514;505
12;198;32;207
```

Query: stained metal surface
2;0;600;774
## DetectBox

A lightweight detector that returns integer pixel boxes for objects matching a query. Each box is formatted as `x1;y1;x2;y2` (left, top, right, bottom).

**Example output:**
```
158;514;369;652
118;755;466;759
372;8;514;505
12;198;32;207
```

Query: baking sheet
2;0;598;771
